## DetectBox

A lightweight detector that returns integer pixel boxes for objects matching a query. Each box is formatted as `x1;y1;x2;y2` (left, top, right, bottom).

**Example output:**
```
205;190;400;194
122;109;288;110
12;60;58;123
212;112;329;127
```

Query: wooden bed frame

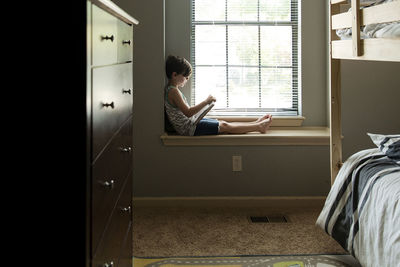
329;0;400;184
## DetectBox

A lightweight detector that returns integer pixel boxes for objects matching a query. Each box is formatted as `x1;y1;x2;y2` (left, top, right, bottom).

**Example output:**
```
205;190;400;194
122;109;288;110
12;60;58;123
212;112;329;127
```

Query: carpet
133;254;361;267
133;207;346;257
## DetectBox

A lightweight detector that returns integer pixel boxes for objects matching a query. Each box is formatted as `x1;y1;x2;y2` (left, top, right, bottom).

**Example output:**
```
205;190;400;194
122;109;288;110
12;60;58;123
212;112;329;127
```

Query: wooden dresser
87;1;138;266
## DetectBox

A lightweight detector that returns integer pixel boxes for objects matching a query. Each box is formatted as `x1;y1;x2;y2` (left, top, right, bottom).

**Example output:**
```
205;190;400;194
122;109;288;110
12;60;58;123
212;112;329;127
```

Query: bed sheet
316;148;400;267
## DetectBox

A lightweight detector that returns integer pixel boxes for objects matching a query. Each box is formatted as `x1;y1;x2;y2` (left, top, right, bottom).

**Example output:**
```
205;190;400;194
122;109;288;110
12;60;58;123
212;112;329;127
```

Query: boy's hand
206;95;216;104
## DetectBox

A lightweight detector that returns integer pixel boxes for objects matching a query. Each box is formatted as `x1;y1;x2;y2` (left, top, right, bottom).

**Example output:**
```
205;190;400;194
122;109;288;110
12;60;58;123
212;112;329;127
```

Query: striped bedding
336;0;400;40
316;148;400;267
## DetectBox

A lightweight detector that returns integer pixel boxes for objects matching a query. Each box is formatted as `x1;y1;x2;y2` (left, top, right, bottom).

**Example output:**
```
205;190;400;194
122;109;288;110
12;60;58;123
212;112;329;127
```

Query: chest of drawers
87;1;138;266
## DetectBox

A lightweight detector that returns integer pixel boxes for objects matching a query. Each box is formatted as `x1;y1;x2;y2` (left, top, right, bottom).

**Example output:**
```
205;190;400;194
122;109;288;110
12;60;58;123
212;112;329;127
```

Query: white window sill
160;126;329;146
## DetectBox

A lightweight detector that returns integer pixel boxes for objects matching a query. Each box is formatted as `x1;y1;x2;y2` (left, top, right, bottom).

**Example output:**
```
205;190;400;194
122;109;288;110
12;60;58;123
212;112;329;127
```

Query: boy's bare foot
258;116;272;133
256;114;272;123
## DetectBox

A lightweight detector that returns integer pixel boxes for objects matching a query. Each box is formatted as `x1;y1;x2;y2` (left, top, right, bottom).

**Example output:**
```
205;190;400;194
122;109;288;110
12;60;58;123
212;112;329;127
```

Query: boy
165;55;272;136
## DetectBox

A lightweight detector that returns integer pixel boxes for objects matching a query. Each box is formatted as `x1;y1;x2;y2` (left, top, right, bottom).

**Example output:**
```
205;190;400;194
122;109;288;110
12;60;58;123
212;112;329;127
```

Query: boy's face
173;72;190;88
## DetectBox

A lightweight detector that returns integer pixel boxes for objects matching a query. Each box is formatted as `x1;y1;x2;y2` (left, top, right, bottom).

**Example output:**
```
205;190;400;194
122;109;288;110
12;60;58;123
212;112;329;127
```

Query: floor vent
248;215;289;223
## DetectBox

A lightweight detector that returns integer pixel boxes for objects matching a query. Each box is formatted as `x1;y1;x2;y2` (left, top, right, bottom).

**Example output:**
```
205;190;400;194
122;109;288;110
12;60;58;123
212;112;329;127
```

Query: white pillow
367;133;400;160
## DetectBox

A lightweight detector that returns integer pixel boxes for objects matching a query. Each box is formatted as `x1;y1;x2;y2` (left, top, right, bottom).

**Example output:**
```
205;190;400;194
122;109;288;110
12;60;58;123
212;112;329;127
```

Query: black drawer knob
103;261;114;267
121;206;131;213
101;35;114;42
120;147;132;153
122;88;132;94
102;101;114;109
102;180;114;189
122;40;131;45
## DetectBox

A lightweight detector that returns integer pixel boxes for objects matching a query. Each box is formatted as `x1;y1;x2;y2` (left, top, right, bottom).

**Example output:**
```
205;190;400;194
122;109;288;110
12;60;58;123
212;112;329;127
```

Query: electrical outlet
232;155;242;172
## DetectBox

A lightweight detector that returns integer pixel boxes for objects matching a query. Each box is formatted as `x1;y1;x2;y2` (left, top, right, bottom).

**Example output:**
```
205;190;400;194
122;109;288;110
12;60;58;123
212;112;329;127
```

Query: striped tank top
164;85;197;136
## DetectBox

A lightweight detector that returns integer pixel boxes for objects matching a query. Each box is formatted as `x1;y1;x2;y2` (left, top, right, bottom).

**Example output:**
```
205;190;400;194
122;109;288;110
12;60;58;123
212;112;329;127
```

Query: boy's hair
165;55;192;80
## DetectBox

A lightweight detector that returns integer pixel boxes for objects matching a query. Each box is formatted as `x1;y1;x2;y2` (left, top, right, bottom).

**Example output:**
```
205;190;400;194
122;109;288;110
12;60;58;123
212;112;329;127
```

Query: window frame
190;0;300;117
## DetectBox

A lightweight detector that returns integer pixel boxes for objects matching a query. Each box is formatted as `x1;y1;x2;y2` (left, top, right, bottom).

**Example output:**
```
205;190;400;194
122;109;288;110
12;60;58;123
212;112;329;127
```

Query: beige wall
340;60;400;160
113;0;400;197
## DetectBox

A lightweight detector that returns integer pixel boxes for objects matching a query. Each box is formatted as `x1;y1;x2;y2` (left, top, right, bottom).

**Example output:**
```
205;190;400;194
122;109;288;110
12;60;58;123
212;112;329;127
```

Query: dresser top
91;0;139;25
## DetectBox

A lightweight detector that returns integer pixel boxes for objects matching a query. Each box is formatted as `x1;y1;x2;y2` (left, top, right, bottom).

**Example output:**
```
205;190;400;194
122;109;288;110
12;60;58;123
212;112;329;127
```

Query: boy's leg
218;121;257;134
218;117;272;134
218;114;272;134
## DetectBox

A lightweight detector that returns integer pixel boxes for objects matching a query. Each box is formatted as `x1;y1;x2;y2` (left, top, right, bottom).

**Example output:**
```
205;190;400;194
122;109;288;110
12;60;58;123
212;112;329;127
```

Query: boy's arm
168;88;215;118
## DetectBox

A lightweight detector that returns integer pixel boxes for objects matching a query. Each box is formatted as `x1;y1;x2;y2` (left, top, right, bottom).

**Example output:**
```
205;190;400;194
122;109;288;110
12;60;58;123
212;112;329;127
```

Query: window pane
227;0;258;21
228;67;259;108
260;68;292;108
259;0;291;21
228;26;258;66
194;0;225;21
260;26;292;66
195;25;226;65
195;67;227;108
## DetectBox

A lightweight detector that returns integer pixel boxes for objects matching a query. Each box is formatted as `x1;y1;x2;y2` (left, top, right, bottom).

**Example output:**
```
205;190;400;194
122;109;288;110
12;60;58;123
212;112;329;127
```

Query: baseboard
133;196;326;210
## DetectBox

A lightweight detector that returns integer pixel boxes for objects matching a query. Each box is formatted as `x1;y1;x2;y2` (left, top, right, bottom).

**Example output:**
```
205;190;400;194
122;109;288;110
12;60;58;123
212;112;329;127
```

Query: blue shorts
194;118;219;136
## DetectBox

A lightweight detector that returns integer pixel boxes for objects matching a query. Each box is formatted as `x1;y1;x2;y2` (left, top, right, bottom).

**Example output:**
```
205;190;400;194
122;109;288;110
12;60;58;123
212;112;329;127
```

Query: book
192;101;215;124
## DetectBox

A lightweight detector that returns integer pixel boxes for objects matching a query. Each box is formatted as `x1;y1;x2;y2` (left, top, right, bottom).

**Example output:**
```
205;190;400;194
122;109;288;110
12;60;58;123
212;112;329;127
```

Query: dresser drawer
117;20;133;63
93;173;132;266
92;64;133;159
117;222;132;267
92;4;118;66
92;119;132;251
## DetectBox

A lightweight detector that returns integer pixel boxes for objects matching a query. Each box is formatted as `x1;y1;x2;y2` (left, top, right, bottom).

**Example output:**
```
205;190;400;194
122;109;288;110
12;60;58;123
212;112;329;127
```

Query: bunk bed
316;1;400;266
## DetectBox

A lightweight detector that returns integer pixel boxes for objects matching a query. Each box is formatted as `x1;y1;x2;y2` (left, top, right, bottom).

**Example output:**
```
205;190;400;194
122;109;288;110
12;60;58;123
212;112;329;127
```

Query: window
191;0;299;116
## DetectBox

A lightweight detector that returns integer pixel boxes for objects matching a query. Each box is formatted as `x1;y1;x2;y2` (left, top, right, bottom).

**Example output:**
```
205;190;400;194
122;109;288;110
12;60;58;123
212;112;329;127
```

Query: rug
133;254;361;267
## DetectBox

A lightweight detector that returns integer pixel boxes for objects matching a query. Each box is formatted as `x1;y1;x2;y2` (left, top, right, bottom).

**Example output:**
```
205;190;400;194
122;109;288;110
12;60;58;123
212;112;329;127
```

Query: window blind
190;0;299;116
